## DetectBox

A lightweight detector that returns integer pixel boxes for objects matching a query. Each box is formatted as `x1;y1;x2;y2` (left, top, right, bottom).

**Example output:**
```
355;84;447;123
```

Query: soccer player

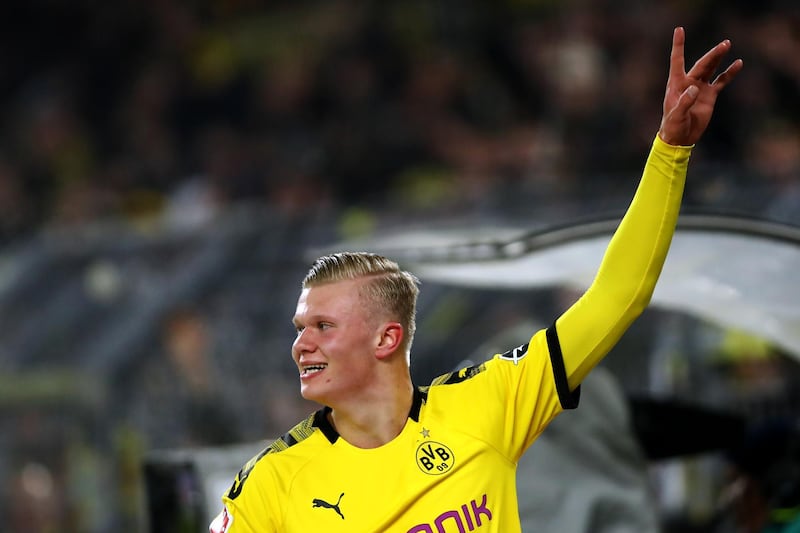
210;27;742;532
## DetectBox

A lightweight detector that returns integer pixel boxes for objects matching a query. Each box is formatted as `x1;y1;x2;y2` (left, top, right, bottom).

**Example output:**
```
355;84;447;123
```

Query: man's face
291;278;381;406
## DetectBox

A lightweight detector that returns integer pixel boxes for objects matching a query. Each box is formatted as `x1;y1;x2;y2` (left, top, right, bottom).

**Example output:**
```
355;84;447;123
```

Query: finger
687;39;732;82
711;58;744;91
669;27;686;81
674;84;700;114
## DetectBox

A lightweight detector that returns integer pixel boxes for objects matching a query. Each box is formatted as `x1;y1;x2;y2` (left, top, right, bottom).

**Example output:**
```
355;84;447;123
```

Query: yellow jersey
210;135;690;532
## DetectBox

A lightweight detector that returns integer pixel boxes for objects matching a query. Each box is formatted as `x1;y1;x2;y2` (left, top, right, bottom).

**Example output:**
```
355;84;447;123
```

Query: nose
292;327;314;361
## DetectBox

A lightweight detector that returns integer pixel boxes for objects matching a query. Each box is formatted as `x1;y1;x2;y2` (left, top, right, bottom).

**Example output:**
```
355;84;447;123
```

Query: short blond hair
303;252;420;353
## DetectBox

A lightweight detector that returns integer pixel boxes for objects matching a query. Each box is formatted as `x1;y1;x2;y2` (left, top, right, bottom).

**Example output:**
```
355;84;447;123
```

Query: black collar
312;387;427;444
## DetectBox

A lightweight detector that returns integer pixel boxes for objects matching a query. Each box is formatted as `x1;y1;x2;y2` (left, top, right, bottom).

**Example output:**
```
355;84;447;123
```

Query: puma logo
312;492;345;520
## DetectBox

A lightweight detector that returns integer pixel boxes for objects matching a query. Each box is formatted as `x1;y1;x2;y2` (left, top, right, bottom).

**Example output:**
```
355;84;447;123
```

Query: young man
210;28;742;532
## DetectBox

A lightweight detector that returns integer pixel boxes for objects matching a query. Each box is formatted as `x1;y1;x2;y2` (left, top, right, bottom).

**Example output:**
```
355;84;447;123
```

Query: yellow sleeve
211;456;280;533
555;135;691;390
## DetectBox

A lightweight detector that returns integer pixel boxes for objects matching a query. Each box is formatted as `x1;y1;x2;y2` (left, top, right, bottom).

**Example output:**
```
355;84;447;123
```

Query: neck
329;380;415;448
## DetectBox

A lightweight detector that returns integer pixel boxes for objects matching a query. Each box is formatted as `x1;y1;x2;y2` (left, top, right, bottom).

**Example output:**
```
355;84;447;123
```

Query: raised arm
554;28;742;390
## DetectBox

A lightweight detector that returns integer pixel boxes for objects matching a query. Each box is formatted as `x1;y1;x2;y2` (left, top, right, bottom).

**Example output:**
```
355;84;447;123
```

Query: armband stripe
546;323;580;410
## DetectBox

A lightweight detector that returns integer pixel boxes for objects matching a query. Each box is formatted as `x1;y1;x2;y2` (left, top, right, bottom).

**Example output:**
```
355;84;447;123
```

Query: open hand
658;27;743;146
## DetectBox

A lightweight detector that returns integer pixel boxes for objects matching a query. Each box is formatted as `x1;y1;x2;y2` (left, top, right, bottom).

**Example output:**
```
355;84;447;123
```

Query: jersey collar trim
312;388;428;445
409;386;426;422
312;408;339;444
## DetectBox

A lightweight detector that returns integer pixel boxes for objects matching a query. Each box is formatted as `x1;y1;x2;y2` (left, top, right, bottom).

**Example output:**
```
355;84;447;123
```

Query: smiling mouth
301;364;327;377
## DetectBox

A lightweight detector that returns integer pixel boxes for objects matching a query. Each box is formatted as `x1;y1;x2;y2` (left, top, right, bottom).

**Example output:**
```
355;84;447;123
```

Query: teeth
302;364;327;375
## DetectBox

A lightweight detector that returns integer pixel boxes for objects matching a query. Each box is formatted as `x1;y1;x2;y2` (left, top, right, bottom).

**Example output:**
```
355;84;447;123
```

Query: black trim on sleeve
546;322;580;410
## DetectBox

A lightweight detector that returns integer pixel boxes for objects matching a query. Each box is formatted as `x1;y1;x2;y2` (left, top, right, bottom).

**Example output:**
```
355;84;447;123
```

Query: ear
375;322;404;360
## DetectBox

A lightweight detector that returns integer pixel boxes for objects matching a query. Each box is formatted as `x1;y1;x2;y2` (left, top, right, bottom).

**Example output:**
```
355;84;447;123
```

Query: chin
300;386;326;405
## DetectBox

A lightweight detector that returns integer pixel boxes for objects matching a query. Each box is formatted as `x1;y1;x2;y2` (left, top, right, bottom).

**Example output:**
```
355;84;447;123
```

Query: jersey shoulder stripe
226;411;320;500
429;361;488;386
268;411;319;453
427;340;533;388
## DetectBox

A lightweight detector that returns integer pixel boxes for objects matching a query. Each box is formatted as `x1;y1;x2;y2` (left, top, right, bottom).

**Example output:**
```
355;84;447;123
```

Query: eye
318;322;332;331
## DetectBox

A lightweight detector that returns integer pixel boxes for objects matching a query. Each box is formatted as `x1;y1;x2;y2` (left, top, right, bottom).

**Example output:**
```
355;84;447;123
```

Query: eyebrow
292;313;332;327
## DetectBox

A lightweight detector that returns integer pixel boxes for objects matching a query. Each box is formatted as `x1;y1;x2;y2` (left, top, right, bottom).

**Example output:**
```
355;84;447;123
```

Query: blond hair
303;252;420;353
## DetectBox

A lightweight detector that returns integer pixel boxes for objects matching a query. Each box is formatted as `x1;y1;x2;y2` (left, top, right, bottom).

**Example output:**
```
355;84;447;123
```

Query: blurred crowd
1;0;800;248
